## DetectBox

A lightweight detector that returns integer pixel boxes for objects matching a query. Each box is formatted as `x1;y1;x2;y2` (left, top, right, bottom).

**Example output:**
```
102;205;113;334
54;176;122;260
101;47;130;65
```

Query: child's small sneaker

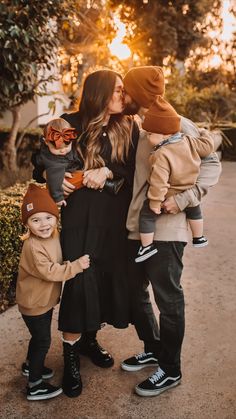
22;363;54;379
27;382;62;401
192;236;208;248
135;244;158;263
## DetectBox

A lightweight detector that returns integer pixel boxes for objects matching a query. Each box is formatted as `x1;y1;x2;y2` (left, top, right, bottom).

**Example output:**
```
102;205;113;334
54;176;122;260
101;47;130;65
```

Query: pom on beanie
123;66;165;108
21;184;59;225
142;96;181;135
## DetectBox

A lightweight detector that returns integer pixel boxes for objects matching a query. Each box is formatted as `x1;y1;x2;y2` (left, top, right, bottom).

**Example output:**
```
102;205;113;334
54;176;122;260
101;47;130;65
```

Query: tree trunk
2;106;21;172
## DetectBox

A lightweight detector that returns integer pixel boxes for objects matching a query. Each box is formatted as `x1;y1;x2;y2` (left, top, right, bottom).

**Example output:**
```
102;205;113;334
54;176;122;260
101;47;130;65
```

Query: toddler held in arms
34;118;83;206
135;96;214;263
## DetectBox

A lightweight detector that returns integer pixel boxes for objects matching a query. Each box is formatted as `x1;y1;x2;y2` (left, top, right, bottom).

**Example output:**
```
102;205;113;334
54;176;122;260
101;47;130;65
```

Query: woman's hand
62;172;75;197
83;167;112;189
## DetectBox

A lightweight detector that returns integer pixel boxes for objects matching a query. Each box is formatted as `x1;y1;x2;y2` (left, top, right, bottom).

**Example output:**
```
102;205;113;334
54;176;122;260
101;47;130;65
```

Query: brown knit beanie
21;184;59;225
142;96;181;135
123;66;165;108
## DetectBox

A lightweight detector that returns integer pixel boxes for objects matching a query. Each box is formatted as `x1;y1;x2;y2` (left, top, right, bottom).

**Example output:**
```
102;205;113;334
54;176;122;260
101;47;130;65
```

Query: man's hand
162;196;180;214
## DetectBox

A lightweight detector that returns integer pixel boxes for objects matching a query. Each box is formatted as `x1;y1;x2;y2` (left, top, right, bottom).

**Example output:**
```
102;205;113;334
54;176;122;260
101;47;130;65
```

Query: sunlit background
59;0;236;98
109;1;234;64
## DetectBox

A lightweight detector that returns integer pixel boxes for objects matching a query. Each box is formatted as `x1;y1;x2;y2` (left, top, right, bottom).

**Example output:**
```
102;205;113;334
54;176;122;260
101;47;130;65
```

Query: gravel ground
0;161;235;419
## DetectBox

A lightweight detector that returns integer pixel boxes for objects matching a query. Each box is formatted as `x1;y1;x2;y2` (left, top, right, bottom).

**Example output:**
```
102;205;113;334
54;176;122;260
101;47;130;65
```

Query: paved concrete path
0;161;235;419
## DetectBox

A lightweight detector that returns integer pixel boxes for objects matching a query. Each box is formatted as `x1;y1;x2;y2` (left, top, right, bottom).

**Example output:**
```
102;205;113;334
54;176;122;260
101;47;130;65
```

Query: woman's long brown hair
77;69;133;170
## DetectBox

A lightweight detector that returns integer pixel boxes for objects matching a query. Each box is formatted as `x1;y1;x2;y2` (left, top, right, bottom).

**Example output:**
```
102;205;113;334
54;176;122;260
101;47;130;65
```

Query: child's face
27;212;57;239
46;140;72;156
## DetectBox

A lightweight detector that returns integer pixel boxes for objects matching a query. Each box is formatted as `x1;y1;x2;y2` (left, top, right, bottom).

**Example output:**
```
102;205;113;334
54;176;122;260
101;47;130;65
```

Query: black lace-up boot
77;331;114;368
62;341;82;398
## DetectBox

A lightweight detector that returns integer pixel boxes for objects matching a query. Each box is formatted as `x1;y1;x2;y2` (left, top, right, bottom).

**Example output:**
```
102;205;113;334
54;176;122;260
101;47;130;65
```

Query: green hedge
0;184;27;312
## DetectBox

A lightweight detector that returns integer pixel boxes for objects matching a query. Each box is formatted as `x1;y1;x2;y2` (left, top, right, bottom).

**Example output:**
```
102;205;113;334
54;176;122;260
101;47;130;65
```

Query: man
122;66;221;397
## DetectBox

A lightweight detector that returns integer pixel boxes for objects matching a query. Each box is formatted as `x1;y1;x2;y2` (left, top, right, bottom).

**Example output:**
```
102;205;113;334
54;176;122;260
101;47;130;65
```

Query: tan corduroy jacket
148;131;214;210
16;232;83;316
127;127;221;243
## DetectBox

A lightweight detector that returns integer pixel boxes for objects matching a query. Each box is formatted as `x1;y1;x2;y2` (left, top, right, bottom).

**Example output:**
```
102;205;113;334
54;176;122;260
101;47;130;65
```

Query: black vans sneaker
135;367;181;397
121;352;158;371
22;363;54;379
192;236;208;247
135;244;158;263
27;382;62;401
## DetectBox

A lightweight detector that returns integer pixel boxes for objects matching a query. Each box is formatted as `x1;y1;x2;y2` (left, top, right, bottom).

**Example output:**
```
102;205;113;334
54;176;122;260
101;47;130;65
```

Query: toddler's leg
136;200;158;262
185;205;208;247
188;218;204;238
140;232;154;247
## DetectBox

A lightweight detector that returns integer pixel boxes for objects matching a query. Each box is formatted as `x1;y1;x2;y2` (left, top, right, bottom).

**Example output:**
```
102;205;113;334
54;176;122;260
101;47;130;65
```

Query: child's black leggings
22;308;53;383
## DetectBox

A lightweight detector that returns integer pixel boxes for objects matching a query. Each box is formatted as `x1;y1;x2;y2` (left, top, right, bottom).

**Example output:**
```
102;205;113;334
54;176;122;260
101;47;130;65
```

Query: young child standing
135;96;214;262
16;184;90;400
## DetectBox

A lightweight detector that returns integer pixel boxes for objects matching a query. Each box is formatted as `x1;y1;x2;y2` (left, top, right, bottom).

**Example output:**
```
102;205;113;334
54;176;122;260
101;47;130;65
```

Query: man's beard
123;100;140;115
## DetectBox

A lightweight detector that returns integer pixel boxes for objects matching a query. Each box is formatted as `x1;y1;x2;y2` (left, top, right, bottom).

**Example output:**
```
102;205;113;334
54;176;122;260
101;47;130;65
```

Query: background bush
0;184;27;312
166;69;236;124
0;127;42;188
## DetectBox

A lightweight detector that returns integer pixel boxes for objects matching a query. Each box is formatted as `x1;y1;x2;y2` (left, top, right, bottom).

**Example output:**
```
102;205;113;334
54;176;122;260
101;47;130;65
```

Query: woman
33;69;139;397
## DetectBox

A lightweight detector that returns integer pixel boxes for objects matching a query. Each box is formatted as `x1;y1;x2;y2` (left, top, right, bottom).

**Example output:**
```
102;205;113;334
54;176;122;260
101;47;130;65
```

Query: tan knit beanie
142;96;181;135
123;66;165;108
21;184;59;225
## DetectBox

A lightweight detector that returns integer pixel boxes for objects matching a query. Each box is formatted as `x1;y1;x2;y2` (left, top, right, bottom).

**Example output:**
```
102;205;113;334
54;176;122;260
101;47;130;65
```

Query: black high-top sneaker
62;341;82;398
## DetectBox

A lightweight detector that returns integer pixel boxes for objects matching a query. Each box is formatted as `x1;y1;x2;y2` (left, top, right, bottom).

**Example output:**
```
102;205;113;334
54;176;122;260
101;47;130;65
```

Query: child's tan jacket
16;232;83;316
148;132;214;211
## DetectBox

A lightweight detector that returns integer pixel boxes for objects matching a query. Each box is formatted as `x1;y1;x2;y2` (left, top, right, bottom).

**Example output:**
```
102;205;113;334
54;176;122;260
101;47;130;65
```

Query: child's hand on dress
57;199;67;207
78;254;90;270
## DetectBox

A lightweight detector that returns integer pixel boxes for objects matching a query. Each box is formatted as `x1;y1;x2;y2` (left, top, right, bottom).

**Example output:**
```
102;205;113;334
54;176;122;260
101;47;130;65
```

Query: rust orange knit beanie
21;183;59;225
123;66;165;108
142;96;181;135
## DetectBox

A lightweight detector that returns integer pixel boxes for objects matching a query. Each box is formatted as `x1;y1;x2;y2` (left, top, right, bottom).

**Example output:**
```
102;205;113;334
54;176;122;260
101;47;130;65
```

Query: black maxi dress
57;112;139;333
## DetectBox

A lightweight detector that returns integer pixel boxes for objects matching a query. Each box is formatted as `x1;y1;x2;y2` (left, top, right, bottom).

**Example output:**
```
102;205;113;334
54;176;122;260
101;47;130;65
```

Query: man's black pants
128;240;186;376
22;308;53;383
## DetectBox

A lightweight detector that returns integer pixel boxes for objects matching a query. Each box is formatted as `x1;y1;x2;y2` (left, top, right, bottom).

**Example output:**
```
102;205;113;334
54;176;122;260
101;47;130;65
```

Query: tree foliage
58;0;118;98
166;67;236;124
0;0;70;111
109;0;222;65
0;0;70;173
